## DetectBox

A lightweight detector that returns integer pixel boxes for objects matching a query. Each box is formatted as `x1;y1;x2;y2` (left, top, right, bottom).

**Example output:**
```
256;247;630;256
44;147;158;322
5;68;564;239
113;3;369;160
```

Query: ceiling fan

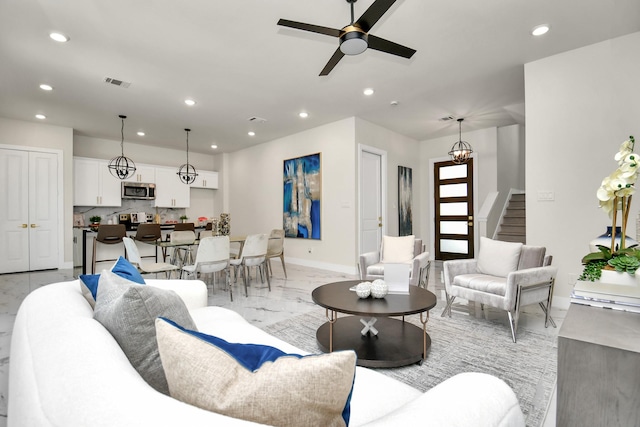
277;0;416;76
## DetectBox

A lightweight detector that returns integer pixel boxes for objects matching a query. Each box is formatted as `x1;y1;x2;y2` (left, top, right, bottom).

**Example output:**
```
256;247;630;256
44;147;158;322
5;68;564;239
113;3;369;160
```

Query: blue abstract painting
283;153;321;239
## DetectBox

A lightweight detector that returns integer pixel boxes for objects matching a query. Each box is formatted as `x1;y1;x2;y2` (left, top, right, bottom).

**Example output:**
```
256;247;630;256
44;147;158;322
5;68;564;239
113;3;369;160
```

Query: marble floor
0;261;564;427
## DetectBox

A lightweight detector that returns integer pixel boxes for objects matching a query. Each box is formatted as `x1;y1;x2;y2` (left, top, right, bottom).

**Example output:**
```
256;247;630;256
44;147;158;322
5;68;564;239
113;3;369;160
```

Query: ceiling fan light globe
339;31;368;55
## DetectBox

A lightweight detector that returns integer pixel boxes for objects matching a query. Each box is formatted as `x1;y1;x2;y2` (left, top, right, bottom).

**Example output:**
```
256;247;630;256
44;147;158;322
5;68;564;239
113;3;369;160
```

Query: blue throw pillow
156;318;356;426
80;256;145;307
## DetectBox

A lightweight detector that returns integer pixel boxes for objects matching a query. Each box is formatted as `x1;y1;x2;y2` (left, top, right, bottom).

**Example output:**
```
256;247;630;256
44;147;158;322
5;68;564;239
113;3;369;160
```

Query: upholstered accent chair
359;235;431;288
441;237;557;342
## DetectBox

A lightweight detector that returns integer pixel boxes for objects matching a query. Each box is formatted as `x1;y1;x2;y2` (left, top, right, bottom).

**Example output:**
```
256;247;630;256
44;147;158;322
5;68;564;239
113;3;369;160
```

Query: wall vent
104;77;131;88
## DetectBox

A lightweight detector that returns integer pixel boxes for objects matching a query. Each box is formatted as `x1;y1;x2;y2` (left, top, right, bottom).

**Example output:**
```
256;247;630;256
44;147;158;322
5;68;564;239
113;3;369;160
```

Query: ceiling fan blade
277;19;341;38
367;34;416;58
354;0;397;33
319;48;345;76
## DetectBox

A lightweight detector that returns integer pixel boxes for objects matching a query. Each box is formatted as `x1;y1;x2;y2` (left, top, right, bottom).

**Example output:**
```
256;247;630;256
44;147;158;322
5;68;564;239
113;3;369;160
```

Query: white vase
599;269;639;287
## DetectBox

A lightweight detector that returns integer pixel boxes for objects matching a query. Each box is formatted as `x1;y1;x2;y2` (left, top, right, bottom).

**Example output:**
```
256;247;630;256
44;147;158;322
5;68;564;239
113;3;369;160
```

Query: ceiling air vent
439;115;455;122
103;77;131;88
247;116;267;123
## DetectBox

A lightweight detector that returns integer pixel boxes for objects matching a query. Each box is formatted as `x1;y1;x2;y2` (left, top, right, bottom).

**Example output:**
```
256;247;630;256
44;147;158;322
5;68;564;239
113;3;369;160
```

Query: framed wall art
398;165;413;236
283;153;321;239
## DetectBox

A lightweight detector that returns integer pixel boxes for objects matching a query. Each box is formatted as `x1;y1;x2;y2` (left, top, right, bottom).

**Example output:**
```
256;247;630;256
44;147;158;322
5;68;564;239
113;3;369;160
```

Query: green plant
89;215;101;223
179;215;188;220
580;244;640;280
608;255;640;274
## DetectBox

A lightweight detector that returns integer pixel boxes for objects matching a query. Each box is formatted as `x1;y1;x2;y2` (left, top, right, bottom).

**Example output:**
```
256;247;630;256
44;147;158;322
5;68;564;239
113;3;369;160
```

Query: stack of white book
571;279;640;313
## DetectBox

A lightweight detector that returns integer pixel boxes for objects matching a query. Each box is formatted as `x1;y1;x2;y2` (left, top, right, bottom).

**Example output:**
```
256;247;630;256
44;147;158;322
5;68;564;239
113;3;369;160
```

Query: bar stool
91;224;126;274
134;223;162;262
174;222;195;232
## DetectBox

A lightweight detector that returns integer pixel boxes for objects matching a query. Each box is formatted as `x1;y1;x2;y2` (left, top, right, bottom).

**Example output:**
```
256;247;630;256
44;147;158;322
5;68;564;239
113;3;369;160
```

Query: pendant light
108;115;137;179
448;118;473;164
177;128;198;184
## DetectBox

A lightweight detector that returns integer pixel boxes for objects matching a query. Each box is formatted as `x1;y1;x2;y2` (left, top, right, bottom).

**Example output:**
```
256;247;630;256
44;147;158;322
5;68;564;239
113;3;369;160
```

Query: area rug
262;304;557;427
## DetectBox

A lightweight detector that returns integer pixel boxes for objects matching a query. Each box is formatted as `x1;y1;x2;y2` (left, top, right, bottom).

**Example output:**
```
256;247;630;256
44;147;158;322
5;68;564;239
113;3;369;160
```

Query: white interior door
29;151;59;270
359;147;386;256
0;148;59;273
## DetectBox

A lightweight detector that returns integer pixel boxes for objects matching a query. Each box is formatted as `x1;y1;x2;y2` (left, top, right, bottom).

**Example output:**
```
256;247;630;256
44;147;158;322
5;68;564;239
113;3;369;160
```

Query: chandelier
108;115;136;179
177;128;198;184
448;118;474;164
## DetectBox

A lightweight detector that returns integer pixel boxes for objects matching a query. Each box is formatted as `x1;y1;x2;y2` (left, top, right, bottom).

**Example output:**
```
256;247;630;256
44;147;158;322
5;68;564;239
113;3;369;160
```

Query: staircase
495;193;526;244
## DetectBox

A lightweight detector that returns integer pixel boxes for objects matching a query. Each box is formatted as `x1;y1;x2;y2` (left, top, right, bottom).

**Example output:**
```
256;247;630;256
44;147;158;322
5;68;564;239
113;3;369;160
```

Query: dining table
149;235;251;267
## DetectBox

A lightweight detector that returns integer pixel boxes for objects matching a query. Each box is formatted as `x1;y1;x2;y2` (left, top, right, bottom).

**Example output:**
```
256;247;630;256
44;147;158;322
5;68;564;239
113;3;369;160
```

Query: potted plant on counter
89;215;101;231
179;215;188;223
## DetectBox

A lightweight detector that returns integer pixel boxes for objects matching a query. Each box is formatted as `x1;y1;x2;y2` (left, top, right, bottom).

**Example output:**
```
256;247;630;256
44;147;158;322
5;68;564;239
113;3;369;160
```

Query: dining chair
123;237;179;279
266;229;287;278
181;236;233;300
229;233;270;297
91;224;126;274
169;230;197;267
134;223;162;262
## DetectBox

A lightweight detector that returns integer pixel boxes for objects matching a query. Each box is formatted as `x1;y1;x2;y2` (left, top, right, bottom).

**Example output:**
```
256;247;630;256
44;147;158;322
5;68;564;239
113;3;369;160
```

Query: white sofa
9;279;526;426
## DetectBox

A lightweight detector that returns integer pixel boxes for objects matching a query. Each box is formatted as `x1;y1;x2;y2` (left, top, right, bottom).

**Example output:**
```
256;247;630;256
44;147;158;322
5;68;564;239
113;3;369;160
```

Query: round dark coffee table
311;280;437;368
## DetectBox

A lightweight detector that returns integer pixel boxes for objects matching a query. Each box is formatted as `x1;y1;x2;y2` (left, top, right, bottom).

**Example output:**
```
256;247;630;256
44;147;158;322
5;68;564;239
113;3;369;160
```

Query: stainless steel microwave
121;182;156;200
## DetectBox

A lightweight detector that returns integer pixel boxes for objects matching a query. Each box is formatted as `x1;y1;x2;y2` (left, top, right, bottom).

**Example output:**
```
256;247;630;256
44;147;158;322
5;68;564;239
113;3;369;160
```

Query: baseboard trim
285;257;357;276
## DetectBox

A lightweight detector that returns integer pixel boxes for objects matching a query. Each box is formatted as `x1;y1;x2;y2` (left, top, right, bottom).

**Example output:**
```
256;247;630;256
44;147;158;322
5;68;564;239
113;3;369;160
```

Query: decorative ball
355;282;371;298
370;279;388;298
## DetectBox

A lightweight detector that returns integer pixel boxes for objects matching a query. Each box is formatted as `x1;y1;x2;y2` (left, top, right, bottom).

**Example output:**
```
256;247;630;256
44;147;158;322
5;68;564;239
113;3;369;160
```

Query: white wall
0;117;74;266
419;127;499;257
355;118;421;239
525;31;640;306
227;118;357;273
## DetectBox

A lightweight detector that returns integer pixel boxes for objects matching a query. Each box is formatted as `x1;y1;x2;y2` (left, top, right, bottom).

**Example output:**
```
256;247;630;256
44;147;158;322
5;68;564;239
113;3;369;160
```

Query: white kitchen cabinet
191;170;218;189
74;157;122;206
122;164;156;183
154;166;190;208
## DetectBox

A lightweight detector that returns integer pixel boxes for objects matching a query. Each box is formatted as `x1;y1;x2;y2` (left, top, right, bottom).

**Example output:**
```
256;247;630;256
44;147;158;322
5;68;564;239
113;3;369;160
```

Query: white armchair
359;235;431;288
441;237;557;343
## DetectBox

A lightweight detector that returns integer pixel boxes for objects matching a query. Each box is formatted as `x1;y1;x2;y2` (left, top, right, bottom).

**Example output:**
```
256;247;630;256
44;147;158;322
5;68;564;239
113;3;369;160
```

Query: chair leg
507;311;517;343
280;253;287;278
243;266;249;297
539;302;557;328
227;270;233;302
441;294;455;317
265;261;271;291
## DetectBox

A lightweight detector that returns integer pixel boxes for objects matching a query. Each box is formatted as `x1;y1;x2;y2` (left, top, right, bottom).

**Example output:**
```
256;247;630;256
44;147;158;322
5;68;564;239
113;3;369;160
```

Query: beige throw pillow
476;237;523;278
156;318;356;427
381;235;415;263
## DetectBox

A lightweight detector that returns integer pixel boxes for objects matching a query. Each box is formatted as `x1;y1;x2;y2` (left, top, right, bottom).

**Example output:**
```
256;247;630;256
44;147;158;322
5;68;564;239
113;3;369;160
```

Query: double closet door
0;148;59;273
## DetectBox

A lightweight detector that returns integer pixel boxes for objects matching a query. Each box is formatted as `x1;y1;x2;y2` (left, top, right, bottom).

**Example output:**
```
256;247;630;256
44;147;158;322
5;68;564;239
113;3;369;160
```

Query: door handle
20;224;27;228
31;224;38;228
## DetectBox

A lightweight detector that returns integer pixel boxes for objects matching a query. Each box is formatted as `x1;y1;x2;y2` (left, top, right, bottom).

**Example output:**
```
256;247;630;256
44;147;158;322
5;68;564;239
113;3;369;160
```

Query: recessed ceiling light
531;24;550;36
299;111;309;118
184;99;196;106
248;131;255;137
35;114;46;120
39;84;53;91
49;32;69;42
211;144;218;149
137;131;145;136
363;88;374;96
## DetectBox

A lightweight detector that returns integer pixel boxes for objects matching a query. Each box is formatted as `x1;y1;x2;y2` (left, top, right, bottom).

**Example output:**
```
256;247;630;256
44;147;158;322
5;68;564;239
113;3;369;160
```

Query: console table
557;303;640;426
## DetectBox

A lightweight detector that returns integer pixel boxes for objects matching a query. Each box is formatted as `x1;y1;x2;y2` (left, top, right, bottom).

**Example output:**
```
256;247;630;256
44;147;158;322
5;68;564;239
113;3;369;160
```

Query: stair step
496;234;526;243
504;210;526;218
510;193;525;202
502;216;526;225
507;200;525;209
499;225;526;234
